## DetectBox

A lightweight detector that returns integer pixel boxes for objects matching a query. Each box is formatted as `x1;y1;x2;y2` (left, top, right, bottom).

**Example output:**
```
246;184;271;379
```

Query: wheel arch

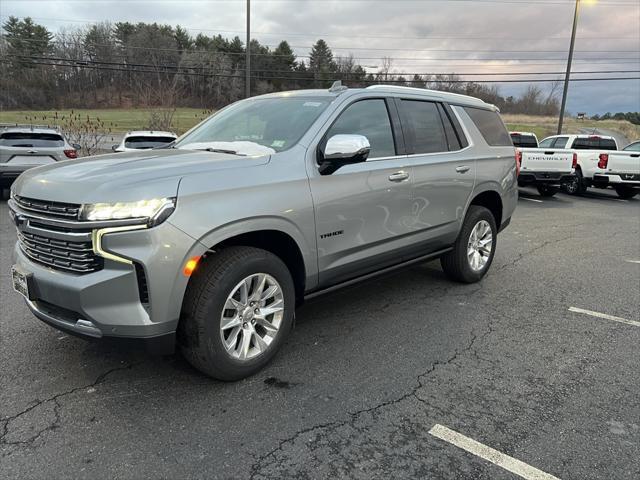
468;189;503;229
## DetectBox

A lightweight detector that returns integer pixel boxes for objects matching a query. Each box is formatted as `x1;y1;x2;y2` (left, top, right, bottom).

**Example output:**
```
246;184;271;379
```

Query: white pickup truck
513;131;576;197
537;134;628;196
591;145;640;199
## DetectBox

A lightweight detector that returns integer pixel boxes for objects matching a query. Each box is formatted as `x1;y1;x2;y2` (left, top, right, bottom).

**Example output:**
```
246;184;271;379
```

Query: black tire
562;170;587;195
614;185;638;199
178;246;295;381
536;184;558;197
440;205;497;284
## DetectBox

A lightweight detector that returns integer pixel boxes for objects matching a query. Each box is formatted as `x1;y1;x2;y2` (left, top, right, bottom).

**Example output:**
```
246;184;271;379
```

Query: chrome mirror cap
323;134;371;161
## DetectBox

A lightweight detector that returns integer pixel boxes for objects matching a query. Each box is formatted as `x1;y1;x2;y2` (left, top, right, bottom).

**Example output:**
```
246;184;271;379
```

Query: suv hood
12;149;271;203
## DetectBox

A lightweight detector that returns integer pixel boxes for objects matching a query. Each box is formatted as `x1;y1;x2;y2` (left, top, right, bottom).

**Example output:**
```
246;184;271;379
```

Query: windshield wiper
204;148;246;156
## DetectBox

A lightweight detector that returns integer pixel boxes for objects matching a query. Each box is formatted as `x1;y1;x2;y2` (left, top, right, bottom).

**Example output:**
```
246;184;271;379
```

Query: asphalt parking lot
1;189;639;479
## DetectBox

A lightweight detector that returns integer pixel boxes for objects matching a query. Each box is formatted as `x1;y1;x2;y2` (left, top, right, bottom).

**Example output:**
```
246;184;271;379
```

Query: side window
326;99;396;159
437;103;462;151
399;100;448;154
464;107;512;146
538;137;555;148
552;137;569;148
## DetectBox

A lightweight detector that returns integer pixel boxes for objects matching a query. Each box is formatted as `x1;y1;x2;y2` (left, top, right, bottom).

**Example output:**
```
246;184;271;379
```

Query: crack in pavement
0;362;138;448
248;319;490;480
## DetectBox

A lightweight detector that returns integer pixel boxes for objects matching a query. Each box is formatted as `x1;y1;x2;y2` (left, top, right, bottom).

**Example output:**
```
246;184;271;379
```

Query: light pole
557;0;581;134
245;0;251;98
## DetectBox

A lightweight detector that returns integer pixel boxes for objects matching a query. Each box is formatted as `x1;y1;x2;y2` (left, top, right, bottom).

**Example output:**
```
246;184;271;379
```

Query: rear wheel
441;205;497;283
614;185;638;199
536;184;558;197
179;247;295;381
562;170;586;195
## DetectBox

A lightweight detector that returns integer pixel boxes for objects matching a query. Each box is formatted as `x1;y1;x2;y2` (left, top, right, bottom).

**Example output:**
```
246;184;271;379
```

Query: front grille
18;231;102;274
14;195;81;219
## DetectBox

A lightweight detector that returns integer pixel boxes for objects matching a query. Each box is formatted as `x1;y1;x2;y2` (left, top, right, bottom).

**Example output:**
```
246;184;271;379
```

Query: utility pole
557;0;580;134
245;0;251;98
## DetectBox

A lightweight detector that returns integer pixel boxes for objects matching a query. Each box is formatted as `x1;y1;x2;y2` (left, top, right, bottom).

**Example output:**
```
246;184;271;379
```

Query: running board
304;247;453;301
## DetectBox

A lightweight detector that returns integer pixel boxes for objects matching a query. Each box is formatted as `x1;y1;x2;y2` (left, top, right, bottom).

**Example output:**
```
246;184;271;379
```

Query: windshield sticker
271;140;286;148
303;102;323;107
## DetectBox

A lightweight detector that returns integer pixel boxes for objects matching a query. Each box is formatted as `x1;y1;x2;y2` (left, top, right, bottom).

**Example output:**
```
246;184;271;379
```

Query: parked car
590;148;640;198
0;124;79;196
112;130;178;152
516;147;576;197
9;85;517;380
537;134;622;196
510;131;538;148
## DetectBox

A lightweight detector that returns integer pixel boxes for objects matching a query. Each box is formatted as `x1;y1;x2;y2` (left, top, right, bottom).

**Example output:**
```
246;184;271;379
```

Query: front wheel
536;184;558;197
440;205;497;283
614;185;638;199
179;247;295;381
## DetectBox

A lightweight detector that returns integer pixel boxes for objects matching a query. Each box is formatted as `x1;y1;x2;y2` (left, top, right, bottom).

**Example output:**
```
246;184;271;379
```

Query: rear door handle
455;165;470;173
388;171;409;182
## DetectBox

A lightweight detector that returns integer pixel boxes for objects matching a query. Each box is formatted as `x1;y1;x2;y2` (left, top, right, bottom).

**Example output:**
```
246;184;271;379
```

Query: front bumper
593;173;640;187
518;171;574;186
10;206;201;349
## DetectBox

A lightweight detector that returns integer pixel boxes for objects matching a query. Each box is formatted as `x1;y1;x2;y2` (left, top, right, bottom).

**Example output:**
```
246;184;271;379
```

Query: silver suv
9;85;517;380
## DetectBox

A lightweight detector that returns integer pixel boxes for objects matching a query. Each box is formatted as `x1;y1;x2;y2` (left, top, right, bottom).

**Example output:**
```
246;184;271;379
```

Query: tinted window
437;103;462;151
326;99;396;158
399;100;447;154
623;141;640;152
124;136;176;149
510;133;538;148
177;97;330;153
552;137;569;148
464;107;511;146
0;132;64;147
571;137;617;150
538;137;555;148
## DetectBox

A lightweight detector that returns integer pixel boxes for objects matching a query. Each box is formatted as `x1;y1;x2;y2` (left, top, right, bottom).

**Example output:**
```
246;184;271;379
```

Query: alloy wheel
219;273;284;361
467;220;493;272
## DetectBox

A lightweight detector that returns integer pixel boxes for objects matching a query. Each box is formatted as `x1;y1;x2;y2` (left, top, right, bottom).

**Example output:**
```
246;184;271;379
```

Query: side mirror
72;143;81;150
111;145;118;152
319;134;370;175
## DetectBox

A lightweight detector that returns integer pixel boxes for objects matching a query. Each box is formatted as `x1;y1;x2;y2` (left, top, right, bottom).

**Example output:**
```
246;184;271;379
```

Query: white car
510;131;539;149
537;134;621;196
112;131;177;152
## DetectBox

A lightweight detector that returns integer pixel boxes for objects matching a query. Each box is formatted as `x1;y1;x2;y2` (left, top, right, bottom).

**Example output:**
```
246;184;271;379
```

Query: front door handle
455;165;471;174
388;171;410;182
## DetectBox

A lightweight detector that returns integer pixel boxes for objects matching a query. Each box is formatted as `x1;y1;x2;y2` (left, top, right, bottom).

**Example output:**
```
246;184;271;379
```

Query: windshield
0;132;64;148
175;97;331;154
124;136;176;149
623;141;640;152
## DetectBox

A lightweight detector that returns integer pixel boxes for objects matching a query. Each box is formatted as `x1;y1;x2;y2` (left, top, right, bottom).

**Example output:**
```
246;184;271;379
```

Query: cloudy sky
2;0;639;114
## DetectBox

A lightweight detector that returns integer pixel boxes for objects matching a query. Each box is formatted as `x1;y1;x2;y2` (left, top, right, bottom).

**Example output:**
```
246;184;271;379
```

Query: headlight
80;197;176;225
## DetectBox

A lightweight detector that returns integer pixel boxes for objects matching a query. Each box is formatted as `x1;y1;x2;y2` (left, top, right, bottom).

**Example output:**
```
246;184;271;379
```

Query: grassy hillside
502;114;640;144
2;109;638;145
0;108;209;135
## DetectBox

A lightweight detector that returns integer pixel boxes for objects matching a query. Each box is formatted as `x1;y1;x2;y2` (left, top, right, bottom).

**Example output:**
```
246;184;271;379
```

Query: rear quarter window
464;107;512;146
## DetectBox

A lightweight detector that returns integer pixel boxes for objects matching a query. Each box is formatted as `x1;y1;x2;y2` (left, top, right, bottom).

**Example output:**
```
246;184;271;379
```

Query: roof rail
0;123;60;131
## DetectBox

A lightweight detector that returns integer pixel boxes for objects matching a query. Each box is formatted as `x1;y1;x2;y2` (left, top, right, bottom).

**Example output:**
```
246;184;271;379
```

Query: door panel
397;100;476;241
309;98;414;286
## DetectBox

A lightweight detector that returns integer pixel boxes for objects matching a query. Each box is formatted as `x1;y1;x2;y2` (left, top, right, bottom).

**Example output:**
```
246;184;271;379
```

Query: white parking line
429;424;560;480
625;260;640;264
520;197;543;203
568;307;640;327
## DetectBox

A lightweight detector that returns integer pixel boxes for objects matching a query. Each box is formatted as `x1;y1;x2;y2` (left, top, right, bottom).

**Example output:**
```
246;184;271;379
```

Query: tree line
2;16;565;117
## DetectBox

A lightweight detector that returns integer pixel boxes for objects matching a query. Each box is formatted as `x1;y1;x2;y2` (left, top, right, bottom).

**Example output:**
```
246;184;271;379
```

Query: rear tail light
64;149;78;159
572;153;578;168
598;153;609;169
515;149;522;176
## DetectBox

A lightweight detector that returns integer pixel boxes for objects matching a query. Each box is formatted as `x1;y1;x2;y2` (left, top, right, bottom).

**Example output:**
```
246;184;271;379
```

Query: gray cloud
2;0;639;113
